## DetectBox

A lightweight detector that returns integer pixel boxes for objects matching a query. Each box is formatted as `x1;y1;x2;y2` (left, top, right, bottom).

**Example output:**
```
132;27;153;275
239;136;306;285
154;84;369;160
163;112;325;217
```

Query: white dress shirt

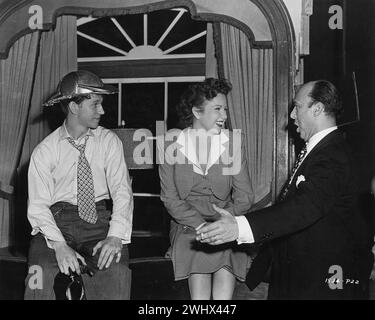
236;126;338;244
27;123;134;246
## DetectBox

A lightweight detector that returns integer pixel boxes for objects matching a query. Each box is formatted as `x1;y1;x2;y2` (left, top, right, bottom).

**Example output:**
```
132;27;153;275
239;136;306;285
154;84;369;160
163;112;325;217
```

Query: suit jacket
159;129;254;229
245;130;373;299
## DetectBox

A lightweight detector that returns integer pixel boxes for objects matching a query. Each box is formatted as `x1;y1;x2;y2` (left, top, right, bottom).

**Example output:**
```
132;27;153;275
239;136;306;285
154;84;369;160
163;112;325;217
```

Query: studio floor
2;246;374;300
0;246;268;300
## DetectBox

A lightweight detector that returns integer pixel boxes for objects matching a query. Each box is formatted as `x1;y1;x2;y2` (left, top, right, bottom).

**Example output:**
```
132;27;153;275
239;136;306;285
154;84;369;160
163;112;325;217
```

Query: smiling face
76;94;105;129
290;83;318;142
192;93;228;134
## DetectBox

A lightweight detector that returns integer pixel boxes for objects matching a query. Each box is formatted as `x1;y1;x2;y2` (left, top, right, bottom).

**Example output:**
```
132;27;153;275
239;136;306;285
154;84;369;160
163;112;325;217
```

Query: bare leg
212;268;236;300
188;273;212;300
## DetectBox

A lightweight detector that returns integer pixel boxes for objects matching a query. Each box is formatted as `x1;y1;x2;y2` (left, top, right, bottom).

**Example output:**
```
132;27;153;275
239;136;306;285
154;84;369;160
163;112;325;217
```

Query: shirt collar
176;128;229;175
58;121;95;142
306;126;338;153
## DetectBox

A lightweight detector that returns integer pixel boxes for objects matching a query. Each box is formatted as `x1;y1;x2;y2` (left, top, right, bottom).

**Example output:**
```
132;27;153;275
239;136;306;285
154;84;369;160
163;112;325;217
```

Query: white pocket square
296;175;306;188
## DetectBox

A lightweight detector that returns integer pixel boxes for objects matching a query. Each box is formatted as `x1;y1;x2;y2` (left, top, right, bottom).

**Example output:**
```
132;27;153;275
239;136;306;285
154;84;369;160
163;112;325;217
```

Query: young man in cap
24;70;133;300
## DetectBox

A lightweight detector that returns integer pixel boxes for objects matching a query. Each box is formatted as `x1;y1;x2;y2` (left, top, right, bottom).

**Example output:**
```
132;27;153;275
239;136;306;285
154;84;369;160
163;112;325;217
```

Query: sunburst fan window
77;8;207;61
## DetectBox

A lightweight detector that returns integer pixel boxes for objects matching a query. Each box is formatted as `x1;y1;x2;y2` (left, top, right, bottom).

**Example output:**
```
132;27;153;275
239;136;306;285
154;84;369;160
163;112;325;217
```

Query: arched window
77;8;207;130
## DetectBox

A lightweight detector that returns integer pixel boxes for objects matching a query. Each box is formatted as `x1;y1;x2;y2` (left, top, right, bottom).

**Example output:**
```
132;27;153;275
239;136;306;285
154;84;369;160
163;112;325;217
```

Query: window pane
130;167;160;194
158;12;207;54
148;10;180;47
114;15;144;48
122;83;164;135
100;83;119;129
78;17;132;57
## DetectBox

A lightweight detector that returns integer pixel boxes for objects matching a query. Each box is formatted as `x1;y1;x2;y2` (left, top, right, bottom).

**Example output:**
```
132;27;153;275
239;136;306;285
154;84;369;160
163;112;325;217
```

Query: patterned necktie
67;136;97;224
279;144;307;201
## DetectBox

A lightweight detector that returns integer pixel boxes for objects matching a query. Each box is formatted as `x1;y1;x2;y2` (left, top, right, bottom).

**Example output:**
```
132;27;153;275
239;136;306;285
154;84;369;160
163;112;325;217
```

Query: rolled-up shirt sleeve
104;134;133;244
27;144;65;244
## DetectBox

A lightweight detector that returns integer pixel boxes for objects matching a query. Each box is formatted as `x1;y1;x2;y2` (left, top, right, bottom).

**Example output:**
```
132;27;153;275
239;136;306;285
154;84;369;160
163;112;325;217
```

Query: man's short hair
309;80;343;118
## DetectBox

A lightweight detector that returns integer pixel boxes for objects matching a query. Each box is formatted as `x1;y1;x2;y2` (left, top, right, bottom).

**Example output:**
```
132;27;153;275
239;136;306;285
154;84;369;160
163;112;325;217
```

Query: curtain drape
0;32;40;248
14;16;77;247
213;23;274;208
20;15;77;168
0;16;77;248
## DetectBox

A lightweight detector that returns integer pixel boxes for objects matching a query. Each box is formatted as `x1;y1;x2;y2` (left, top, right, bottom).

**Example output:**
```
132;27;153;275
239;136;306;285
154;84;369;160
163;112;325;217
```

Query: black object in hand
54;261;94;300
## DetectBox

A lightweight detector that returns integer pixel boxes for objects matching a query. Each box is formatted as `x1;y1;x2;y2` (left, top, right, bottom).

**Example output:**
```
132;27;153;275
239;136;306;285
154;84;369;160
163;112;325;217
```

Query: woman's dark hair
59;95;89;115
176;78;232;128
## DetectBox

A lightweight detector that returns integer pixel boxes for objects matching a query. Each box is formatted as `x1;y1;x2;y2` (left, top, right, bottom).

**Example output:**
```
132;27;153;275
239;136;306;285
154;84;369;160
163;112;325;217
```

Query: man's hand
52;241;86;275
196;204;239;245
92;236;122;270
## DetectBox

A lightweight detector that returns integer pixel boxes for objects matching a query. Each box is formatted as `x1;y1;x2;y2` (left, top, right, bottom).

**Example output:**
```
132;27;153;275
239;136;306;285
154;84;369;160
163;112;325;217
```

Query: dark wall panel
304;0;375;192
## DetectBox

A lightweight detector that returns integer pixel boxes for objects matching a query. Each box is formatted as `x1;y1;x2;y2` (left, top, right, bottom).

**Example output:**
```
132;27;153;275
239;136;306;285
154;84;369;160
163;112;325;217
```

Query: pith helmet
43;70;116;106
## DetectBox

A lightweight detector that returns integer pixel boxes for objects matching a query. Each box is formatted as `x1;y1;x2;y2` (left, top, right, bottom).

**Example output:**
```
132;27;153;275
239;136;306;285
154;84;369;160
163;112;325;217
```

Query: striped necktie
279;144;307;201
67;136;97;224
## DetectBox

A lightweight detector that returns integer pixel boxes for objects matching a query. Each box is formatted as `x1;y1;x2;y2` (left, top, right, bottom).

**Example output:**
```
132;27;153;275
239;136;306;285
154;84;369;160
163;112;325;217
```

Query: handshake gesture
195;204;239;245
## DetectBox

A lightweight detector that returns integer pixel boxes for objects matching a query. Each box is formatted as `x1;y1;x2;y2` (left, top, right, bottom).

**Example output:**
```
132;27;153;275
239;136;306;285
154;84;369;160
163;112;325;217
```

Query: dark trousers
24;201;131;300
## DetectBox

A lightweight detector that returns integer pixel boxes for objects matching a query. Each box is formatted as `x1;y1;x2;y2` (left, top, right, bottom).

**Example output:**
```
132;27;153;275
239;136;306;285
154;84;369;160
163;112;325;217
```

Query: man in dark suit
196;80;373;299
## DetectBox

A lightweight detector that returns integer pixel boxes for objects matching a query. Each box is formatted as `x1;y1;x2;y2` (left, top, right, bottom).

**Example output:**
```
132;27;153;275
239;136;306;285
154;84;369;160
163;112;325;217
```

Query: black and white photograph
0;0;374;305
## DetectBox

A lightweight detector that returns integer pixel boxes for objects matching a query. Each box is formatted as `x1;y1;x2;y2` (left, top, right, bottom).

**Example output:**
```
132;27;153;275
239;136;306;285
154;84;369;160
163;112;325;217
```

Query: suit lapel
282;130;342;200
298;130;341;173
302;129;342;163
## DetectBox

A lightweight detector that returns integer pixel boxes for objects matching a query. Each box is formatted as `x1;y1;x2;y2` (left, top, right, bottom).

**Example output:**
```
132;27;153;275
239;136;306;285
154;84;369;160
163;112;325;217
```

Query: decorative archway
0;0;296;250
0;0;295;199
